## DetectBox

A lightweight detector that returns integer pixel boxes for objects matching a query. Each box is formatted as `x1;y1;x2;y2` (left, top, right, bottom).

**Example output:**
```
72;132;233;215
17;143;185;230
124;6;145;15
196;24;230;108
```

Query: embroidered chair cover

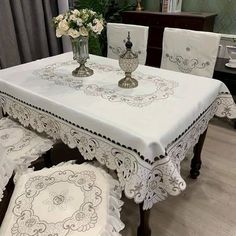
107;23;149;65
161;27;221;78
0;118;54;202
0;163;125;236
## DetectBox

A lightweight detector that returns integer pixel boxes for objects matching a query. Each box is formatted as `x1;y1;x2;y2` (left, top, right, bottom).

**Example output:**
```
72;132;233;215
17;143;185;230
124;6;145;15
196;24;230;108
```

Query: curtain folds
57;0;71;52
0;0;62;68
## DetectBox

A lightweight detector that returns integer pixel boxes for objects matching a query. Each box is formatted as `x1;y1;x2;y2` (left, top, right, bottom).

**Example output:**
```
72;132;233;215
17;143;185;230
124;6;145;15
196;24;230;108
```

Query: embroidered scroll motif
11;169;102;235
2;94;235;209
165;47;210;73
33;61;178;107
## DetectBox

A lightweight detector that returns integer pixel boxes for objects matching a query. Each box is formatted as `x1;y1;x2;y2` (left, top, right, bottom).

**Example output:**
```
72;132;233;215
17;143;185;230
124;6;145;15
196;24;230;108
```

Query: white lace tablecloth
0;52;235;209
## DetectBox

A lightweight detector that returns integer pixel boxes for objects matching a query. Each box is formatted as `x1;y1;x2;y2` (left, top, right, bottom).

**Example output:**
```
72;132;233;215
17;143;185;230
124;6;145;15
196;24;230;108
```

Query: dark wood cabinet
121;11;217;67
214;58;236;96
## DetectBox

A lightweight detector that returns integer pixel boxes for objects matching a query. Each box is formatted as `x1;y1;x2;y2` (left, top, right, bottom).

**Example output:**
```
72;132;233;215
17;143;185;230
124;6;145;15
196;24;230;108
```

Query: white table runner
0;52;235;209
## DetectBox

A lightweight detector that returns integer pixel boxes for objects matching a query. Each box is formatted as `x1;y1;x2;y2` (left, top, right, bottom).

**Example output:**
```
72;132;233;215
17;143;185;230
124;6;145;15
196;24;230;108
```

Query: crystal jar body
118;49;139;88
70;36;93;77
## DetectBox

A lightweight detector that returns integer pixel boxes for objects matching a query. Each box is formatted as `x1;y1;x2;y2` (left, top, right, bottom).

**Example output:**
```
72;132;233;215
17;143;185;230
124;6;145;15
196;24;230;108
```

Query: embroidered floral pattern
165;47;210;73
0;119;33;154
0;117;54;202
43;190;73;212
109;45;141;57
33;61;178;107
11;169;102;235
11;210;46;236
2;93;235;209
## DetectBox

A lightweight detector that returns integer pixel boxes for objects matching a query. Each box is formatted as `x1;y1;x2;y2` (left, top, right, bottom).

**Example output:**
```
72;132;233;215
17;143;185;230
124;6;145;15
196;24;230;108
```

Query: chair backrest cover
161;27;221;78
107;23;149;65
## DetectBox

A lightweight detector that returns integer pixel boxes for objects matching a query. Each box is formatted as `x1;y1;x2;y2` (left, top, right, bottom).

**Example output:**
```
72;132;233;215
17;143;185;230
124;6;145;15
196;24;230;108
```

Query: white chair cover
161;27;221;78
107;23;149;65
0;118;54;201
0;163;124;236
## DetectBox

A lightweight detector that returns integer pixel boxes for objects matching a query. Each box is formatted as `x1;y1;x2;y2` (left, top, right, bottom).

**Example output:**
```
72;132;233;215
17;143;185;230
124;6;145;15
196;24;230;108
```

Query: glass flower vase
71;36;93;77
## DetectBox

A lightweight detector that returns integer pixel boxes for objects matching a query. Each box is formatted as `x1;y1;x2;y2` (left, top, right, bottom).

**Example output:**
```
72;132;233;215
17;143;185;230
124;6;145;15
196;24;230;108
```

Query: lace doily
0;117;55;202
0;163;124;236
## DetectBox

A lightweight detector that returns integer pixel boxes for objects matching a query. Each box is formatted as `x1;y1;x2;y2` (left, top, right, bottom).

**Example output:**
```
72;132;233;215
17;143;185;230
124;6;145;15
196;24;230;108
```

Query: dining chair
107;23;149;65
0;162;124;235
161;27;221;78
0;117;55;202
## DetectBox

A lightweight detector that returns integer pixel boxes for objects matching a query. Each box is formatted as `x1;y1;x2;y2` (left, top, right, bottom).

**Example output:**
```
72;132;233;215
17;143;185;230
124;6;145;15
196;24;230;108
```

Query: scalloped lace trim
13;161;125;235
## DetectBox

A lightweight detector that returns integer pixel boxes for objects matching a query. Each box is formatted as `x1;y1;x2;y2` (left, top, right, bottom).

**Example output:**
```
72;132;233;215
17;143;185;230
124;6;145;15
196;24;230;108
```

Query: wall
182;0;236;34
136;0;236;34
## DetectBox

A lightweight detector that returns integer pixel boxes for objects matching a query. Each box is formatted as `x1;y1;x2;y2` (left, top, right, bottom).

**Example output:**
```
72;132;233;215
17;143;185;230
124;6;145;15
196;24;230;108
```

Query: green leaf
74;0;135;56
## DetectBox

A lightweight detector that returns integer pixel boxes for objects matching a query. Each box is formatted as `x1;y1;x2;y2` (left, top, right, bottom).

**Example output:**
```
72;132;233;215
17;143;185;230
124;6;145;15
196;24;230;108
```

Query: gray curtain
0;0;62;68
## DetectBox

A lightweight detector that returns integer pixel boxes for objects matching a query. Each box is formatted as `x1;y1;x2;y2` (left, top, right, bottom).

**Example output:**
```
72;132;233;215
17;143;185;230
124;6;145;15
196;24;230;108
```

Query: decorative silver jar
71;36;93;77
118;32;139;89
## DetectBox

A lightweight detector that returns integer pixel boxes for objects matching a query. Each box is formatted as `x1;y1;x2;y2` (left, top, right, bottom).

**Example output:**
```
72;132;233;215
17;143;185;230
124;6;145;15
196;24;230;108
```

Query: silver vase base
118;77;138;89
72;64;94;77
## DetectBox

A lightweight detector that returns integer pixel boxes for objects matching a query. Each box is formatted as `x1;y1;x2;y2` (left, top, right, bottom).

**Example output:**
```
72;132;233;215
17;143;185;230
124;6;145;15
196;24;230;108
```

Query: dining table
0;52;236;236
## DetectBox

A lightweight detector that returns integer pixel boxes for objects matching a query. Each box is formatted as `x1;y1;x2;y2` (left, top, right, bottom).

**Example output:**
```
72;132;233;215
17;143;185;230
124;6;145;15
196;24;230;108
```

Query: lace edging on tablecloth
1;93;235;209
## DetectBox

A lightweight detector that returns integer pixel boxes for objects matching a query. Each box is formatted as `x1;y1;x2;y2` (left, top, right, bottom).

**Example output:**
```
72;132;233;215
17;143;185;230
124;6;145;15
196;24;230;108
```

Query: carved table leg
190;128;208;179
137;203;151;236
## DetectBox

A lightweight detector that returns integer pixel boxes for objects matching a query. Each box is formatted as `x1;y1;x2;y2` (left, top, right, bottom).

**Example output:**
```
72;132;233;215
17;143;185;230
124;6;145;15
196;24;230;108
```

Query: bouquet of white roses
53;9;104;38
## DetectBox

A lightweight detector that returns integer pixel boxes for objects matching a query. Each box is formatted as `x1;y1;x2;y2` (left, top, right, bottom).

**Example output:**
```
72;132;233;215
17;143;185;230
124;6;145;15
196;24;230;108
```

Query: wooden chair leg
0;177;14;226
190;128;208;179
137;203;151;236
43;150;53;168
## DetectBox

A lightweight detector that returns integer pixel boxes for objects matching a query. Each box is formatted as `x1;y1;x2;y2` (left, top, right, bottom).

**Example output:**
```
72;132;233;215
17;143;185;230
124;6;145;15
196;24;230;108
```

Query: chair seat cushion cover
0;163;124;235
0;118;54;201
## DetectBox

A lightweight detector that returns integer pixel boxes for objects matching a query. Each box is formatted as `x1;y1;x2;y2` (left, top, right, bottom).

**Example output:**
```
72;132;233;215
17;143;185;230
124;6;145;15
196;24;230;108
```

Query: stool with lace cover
0;117;55;202
0;162;125;236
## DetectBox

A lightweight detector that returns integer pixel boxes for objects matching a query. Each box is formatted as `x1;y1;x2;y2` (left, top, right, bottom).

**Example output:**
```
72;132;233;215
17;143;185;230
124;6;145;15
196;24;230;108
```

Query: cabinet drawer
173;17;204;30
122;14;151;26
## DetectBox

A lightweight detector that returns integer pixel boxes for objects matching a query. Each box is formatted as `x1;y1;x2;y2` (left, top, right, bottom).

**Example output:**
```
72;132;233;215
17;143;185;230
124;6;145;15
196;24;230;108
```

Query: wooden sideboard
121;11;217;67
214;58;236;96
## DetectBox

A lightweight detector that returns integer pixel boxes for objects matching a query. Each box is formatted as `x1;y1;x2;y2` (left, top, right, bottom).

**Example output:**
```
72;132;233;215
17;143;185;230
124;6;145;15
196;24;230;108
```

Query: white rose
55;14;64;22
68;28;80;38
76;18;83;26
56;29;65;37
92;19;104;34
71;9;80;15
79;27;88;36
58;19;69;32
69;14;77;22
